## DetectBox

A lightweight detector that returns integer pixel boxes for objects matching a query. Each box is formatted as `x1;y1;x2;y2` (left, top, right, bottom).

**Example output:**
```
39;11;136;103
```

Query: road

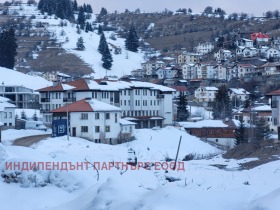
13;134;51;147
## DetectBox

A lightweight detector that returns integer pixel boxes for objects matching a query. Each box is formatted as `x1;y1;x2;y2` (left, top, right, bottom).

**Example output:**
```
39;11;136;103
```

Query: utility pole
66;101;69;141
173;135;182;170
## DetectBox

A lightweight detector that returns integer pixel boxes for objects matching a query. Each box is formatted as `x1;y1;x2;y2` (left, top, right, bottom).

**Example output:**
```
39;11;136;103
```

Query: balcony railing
157;94;164;99
40;98;50;102
40;109;50;113
63;97;76;102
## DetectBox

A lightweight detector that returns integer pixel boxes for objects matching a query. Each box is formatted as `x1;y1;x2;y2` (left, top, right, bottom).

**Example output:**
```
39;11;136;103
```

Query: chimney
52;80;58;87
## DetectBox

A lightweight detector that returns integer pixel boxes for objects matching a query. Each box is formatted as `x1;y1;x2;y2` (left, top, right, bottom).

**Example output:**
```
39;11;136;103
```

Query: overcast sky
77;0;280;16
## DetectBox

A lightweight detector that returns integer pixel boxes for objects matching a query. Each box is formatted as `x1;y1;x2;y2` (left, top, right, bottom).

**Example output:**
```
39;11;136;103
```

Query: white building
196;42;214;55
261;62;280;75
236;38;254;48
51;99;131;144
214;49;232;61
194;86;218;103
265;48;280;59
156;66;179;79
178;52;200;65
37;79;175;128
182;63;196;79
141;60;165;77
236;47;258;58
0;96;16;127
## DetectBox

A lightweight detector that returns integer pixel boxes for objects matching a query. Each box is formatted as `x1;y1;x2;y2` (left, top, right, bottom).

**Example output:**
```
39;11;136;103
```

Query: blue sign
52;119;68;137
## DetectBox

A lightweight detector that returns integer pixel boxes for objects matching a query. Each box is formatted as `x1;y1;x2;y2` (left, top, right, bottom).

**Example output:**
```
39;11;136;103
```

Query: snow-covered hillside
0;67;51;90
9;4;146;79
1;127;280;210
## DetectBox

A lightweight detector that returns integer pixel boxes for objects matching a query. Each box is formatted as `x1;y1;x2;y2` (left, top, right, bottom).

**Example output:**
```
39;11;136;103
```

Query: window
95;126;100;133
4;112;7;118
9;112;12;118
115;113;118;123
81;113;88;120
274;118;278;125
105;126;110;132
95;113;100;119
81;126;88;133
106;113;110;119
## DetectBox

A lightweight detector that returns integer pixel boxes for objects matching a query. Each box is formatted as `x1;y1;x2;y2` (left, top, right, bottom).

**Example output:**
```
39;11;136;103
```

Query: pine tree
73;0;78;11
98;32;107;54
77;6;85;29
33;111;38;121
76;37;85;50
176;91;190;122
235;117;246;145
125;24;140;52
0;27;18;69
21;110;27;120
255;117;270;141
98;24;103;35
212;85;232;119
102;45;113;70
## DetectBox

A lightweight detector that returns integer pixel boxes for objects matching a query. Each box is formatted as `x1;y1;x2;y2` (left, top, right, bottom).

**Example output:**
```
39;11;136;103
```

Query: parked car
25;120;47;131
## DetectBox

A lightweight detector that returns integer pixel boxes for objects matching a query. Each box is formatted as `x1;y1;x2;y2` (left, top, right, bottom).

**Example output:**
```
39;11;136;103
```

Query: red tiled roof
51;99;93;113
37;79;90;92
37;84;64;92
67;79;89;90
266;89;280;96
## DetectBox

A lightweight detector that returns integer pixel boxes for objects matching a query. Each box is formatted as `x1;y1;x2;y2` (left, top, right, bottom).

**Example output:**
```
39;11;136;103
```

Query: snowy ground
10;4;146;79
1;127;280;210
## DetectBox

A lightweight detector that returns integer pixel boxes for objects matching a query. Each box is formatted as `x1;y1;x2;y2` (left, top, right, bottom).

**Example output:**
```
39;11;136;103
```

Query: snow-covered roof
0;67;51;90
182;120;229;128
230;88;250;95
252;105;271;112
119;119;137;125
57;72;71;78
204;87;218;91
61;84;76;91
88;99;121;112
0;96;10;103
0;101;16;112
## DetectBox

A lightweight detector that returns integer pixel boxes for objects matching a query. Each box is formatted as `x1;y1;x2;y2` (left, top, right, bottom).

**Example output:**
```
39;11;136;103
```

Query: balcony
63;97;76;102
40;109;50;113
40;98;50;102
157;94;164;99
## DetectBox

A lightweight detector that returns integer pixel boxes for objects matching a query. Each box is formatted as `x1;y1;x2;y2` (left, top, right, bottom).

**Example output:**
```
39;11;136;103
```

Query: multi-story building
214;49;232;62
194;86;218;103
37;79;175;128
141;60;165;77
178;52;200;65
182;63;196;79
261;62;280;75
51;98;134;144
0;84;39;109
195;42;214;55
156;66;180;79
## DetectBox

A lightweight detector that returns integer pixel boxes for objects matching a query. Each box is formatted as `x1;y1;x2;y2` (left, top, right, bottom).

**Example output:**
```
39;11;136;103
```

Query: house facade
38;79;175;129
0;96;16;127
0;84;39;109
196;42;214;55
194;86;218;103
51;99;129;144
183;119;237;148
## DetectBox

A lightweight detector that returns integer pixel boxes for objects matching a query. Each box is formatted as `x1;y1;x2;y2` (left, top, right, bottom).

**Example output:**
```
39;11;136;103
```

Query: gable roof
51;99;121;113
266;89;280;96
